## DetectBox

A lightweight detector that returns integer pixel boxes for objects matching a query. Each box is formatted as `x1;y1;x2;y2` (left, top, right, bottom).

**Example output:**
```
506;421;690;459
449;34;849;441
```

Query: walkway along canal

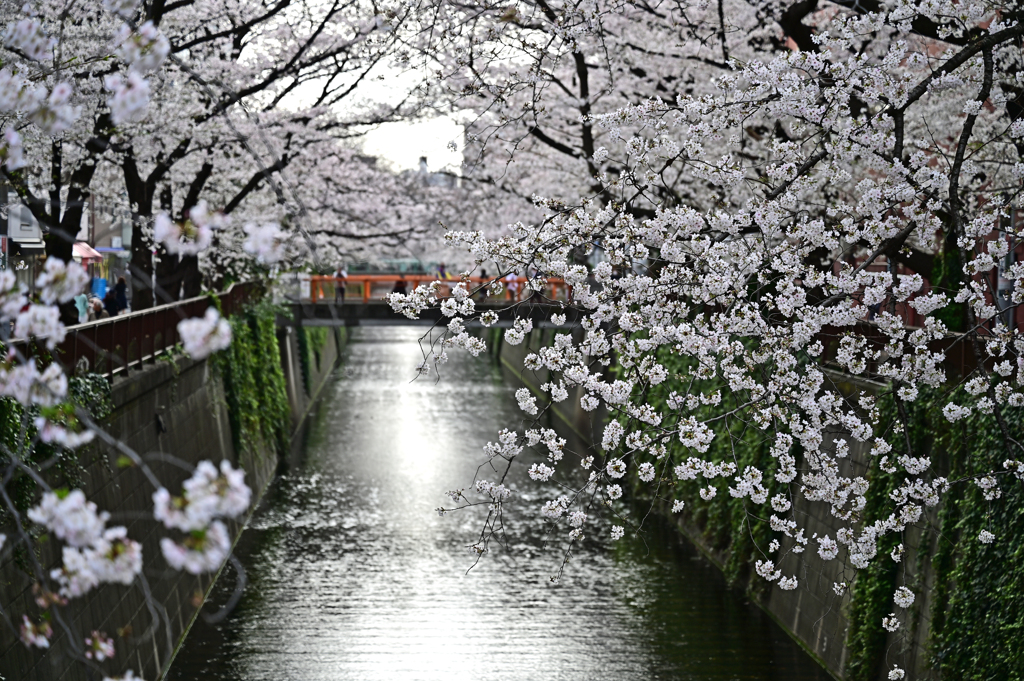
167;326;832;681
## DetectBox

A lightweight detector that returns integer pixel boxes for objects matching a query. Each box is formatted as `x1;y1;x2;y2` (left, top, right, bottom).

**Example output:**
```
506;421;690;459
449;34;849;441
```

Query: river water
168;326;831;681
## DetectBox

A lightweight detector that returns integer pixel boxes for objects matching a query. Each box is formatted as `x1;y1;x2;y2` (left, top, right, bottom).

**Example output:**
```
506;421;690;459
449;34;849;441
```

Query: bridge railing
308;275;570;304
8;281;257;380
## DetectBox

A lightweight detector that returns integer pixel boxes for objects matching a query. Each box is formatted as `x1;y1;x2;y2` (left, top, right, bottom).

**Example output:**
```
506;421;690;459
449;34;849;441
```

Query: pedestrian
392;277;407;295
505;271;520;301
334;264;347;303
437;262;447;280
114;276;129;314
92;298;109;320
74;293;89;324
103;289;118;318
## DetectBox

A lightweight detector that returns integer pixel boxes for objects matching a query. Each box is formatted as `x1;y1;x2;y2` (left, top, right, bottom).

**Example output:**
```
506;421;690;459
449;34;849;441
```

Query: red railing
308;274;570;304
9;282;257;379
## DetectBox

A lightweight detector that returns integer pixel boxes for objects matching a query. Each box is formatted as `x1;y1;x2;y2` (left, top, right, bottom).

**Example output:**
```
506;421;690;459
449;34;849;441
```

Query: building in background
0;187;133;305
1;190;46;295
77;199;132;301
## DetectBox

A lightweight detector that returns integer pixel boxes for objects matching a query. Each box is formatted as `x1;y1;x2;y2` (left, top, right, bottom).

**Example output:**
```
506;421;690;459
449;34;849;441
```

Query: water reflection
168;326;831;681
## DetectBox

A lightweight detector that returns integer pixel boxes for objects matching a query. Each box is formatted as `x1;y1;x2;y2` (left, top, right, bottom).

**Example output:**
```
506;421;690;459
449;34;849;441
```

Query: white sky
360;115;464;172
279;59;466;173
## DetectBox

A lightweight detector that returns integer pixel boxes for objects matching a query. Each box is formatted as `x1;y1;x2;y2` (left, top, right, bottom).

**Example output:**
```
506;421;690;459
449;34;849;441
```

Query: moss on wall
296;326;329;396
616;340;1024;680
925;392;1024;680
621;347;783;591
211;301;291;457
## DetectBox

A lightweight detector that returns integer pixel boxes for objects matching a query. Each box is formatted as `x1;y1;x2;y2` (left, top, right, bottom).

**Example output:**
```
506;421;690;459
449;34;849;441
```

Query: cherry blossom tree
7;0;1024;677
0;0;498;673
0;1;413;676
1;0;460;311
0;4;266;677
393;1;1024;677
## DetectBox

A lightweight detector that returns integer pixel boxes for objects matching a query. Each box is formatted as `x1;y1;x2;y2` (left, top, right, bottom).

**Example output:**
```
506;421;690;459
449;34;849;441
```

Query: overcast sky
361;114;464;172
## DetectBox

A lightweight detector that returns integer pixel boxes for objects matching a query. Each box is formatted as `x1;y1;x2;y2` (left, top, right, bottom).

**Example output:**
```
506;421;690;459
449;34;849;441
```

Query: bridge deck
287;300;569;327
305;274;569;305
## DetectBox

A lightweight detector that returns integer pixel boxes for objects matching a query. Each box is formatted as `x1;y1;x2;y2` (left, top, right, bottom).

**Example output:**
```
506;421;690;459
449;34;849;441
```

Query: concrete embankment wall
491;328;935;681
0;324;344;681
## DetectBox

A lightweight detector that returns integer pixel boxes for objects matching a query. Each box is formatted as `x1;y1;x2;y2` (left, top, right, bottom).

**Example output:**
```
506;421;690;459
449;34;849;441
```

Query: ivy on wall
211;301;291;457
925;391;1024;680
295;325;329;396
621;348;783;590
756;381;1024;681
0;363;113;538
614;340;1024;681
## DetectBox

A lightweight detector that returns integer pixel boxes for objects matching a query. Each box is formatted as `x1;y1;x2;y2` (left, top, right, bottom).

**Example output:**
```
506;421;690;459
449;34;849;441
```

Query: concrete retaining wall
0;324;344;681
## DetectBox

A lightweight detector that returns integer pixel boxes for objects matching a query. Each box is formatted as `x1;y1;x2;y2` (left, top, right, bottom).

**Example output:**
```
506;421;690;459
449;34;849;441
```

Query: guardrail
9;281;257;380
308;274;570;304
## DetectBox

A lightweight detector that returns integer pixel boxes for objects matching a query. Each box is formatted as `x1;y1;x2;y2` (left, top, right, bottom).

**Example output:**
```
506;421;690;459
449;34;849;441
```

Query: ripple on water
168;327;832;681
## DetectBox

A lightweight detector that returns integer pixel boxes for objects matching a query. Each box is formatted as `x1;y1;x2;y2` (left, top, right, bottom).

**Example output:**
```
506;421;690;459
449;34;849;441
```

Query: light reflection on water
168;327;832;681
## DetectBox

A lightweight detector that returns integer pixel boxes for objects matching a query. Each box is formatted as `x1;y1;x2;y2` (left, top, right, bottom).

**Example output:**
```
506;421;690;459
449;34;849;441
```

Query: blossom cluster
23;490;142;644
154;201;224;256
153;460;251;574
177;307;232;359
394;0;1024;664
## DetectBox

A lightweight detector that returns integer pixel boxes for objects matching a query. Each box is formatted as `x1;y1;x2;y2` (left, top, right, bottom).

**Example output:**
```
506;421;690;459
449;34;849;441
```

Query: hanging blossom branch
0;254;247;680
391;1;1024;678
0;0;489;676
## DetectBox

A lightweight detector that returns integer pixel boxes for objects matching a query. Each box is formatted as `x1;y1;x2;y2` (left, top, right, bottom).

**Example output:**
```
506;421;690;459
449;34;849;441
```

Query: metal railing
308;274;571;304
10;281;257;379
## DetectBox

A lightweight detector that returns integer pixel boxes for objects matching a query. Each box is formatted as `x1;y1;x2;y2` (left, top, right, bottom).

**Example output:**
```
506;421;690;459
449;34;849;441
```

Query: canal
168;326;832;681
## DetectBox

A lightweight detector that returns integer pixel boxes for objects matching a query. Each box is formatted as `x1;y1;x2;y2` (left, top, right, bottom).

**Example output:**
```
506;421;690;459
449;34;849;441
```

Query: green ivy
614;337;1024;680
620;346;781;591
928;395;1024;680
841;384;1024;681
68;373;114;422
211;301;291;457
309;327;328;372
296;325;328;396
0;369;112;532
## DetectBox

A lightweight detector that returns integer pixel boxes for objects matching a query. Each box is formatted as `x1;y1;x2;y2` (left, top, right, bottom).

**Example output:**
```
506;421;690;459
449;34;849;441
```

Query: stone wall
0;324;344;681
278;325;345;465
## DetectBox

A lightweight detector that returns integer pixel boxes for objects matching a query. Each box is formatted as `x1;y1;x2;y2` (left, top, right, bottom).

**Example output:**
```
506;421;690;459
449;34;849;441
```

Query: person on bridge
505;271;520;301
392;278;407;295
334;264;347;304
475;268;488;300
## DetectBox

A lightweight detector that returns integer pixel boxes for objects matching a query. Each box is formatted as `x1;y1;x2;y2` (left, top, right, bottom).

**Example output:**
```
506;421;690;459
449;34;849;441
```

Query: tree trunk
154;184;181;303
180;255;202;298
128;243;154;311
123;149;155;310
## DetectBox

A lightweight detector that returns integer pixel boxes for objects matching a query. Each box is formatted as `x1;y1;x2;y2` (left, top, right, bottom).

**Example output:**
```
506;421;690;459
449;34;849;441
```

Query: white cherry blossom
177;308;232;359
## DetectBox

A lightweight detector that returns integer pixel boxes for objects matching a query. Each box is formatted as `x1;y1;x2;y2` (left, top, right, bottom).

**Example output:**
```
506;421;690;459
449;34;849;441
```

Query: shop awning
73;242;103;265
95;247;130;257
